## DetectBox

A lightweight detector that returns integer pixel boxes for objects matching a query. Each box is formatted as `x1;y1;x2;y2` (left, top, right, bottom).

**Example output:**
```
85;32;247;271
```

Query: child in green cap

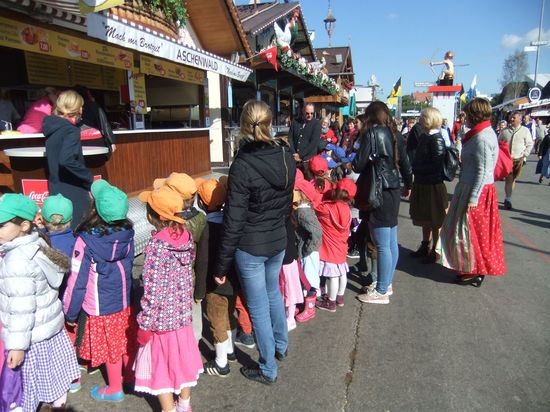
62;179;136;402
42;193;76;260
0;193;80;410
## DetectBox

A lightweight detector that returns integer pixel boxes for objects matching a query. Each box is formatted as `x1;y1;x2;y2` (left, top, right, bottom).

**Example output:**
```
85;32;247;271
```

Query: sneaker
347;248;360;258
235;332;255;349
240;366;276;385
89;386;125;402
362;283;393;296
227;352;237;362
336;294;345;307
316;297;336;312
357;289;390;304
504;199;512;210
204;360;230;377
69;381;82;394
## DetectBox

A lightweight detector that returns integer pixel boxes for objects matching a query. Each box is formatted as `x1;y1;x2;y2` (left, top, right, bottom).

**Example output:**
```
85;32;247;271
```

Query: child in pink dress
134;186;202;412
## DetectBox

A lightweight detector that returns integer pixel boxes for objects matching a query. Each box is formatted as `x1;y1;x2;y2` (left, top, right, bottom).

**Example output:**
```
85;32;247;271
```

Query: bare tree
500;50;528;100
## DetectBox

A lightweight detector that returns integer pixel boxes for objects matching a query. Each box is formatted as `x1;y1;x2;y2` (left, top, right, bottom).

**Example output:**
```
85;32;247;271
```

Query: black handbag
355;132;383;211
443;146;460;181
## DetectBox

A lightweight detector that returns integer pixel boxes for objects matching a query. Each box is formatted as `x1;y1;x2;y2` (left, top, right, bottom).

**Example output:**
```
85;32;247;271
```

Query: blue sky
238;0;550;97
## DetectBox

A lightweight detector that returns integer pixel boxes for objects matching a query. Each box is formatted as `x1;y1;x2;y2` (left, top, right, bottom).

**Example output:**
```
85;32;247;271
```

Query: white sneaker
362;282;393;296
356;289;390;304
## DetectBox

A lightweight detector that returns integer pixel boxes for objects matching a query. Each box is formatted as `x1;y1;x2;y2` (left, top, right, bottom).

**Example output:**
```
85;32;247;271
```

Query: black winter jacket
42;115;94;228
215;140;296;275
412;131;446;184
288;118;322;161
353;126;413;190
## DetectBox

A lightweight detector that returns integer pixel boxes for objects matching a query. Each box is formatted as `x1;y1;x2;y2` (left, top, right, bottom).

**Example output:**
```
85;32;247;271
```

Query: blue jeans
369;225;398;294
234;249;287;379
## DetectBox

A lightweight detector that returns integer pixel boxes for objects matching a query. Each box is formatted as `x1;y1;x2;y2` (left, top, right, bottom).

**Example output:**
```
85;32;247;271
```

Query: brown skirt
409;182;448;228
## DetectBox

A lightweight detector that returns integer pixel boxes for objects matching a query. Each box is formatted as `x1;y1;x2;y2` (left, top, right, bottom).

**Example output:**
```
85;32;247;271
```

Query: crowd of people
0;90;546;411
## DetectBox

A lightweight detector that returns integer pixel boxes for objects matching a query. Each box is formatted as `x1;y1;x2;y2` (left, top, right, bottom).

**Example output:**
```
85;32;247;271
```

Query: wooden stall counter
1;128;212;196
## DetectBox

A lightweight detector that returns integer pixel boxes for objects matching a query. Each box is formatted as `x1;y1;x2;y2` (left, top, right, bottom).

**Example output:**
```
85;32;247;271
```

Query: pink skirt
279;260;305;307
319;261;348;278
133;325;203;395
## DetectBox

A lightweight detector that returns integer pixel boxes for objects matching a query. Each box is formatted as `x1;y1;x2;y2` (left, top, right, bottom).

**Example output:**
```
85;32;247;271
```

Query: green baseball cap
41;194;73;224
0;193;39;224
91;179;128;224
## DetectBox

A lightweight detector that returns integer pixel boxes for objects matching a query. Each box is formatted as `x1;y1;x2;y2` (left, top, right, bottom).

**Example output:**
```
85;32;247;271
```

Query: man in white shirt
499;112;534;210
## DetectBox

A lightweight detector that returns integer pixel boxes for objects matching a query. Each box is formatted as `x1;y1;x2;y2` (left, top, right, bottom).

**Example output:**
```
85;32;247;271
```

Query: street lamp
324;1;336;47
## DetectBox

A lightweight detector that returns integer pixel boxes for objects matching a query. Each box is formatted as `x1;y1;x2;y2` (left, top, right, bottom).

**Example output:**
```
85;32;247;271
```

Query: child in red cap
313;178;357;312
309;155;333;198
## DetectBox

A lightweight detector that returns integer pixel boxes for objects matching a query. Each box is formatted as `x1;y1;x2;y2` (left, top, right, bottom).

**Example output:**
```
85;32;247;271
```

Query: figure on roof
430;51;455;86
274;9;300;52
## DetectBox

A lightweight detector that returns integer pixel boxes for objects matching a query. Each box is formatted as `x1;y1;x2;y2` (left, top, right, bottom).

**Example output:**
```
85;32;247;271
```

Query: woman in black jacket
409;107;448;263
42;90;94;228
352;101;412;305
215;100;296;385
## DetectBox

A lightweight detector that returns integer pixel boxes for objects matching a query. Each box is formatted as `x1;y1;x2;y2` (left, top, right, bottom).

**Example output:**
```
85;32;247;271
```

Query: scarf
462;120;492;145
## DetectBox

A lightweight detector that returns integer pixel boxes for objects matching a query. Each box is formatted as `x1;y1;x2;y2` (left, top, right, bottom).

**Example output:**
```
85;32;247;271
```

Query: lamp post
324;1;336;47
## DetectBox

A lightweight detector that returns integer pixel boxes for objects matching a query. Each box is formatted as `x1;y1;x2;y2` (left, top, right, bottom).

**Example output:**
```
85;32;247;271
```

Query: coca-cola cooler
3;146;109;206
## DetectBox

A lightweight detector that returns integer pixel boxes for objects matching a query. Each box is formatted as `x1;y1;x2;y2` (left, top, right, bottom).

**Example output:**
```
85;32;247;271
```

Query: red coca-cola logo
21;179;49;207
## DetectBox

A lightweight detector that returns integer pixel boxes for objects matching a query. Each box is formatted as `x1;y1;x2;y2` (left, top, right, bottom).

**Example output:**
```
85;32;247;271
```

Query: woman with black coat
409;107;448;263
214;100;296;385
352;101;412;305
42;90;93;228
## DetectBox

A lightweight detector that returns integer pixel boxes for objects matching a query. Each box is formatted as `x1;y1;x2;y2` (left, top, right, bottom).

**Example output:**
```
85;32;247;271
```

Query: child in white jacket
0;194;79;412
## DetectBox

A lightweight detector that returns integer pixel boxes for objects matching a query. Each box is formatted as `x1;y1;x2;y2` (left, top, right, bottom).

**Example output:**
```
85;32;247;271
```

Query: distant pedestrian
499;111;533;210
537;132;550;184
438;98;506;287
288;103;322;167
534;118;546;154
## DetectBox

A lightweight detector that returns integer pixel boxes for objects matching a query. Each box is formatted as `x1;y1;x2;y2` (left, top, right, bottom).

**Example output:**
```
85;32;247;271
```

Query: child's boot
296;294;316;323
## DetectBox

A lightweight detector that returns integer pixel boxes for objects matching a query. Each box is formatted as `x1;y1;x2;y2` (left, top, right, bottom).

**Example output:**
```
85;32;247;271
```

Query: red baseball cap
336;178;357;199
309;155;328;175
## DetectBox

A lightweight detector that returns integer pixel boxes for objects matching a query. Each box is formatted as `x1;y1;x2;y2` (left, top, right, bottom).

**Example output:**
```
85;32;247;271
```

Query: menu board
24;52;125;91
25;52;70;87
140;55;205;85
131;72;147;114
0;16;134;70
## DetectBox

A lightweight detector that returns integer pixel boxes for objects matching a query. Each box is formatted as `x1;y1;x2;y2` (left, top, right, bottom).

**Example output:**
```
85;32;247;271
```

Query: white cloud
501;27;550;48
387;13;398;20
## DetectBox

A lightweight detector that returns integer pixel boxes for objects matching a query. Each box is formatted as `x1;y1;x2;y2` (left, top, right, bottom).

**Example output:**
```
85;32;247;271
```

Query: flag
459;84;467;104
259;46;278;71
388;77;402;98
466;75;478;101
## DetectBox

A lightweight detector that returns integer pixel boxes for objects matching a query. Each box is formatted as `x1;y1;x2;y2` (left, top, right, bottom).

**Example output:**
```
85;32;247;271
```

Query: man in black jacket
288;103;321;165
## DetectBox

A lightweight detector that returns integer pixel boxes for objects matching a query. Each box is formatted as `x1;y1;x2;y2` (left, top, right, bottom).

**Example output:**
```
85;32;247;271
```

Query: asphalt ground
65;156;550;412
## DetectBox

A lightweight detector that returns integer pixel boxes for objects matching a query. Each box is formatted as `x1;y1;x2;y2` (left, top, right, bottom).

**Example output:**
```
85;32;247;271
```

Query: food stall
0;7;251;197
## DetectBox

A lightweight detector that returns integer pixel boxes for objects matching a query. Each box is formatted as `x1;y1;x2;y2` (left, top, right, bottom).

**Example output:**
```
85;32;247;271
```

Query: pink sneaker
336;295;345;307
356;289;390;304
296;295;316;323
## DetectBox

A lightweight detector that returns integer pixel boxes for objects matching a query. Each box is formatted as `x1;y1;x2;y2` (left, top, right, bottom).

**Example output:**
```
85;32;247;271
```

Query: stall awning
86;12;252;82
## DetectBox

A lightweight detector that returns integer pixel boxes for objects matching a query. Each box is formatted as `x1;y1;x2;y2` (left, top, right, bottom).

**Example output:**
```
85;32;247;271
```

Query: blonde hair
45;216;71;232
239;100;272;143
55;90;83;118
420;107;442;130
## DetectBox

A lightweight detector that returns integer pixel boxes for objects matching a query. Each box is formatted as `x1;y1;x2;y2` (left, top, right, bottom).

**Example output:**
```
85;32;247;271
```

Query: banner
87;13;252;82
130;71;147;114
0;16;133;70
140;55;205;85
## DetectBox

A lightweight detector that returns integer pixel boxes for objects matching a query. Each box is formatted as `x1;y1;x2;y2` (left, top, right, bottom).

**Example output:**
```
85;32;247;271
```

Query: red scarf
462;120;492;145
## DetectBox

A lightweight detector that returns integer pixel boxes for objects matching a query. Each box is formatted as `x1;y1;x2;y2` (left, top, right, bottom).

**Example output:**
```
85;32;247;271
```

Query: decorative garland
136;0;188;26
278;48;341;95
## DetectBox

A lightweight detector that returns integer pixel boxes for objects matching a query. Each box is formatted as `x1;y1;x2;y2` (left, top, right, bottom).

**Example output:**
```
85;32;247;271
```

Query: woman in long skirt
437;98;506;286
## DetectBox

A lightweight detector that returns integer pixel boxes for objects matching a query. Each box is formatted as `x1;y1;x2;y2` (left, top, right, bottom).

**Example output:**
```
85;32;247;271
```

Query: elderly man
288;103;321;166
499;111;534;210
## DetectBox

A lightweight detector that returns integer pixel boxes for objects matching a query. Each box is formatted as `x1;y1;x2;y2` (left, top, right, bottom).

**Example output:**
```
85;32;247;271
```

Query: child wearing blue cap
62;180;136;402
0;193;80;411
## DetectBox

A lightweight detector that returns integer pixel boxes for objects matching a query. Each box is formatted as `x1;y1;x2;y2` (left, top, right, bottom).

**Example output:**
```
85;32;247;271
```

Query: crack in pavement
343;300;364;412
